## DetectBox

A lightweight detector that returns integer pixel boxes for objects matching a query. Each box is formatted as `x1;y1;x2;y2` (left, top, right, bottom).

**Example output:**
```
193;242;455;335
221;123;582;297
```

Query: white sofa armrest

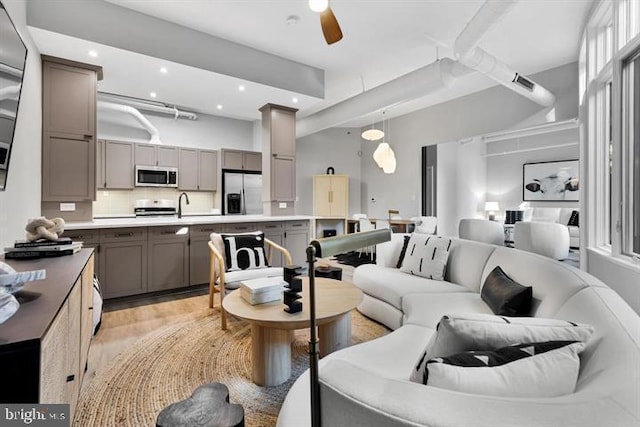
376;233;409;268
320;359;637;427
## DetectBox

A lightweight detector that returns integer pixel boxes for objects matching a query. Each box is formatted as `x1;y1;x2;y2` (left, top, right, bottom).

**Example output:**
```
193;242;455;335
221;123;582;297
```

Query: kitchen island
64;215;313;299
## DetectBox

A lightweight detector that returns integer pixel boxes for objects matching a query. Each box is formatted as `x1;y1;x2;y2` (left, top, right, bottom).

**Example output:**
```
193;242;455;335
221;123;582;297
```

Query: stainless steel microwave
135;165;178;187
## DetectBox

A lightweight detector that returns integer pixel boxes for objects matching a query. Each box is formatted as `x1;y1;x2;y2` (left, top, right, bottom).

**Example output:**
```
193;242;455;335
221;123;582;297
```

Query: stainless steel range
134;199;177;216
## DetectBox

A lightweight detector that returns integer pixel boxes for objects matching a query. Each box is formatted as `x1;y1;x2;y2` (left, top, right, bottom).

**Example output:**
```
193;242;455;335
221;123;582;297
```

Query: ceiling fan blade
320;6;343;45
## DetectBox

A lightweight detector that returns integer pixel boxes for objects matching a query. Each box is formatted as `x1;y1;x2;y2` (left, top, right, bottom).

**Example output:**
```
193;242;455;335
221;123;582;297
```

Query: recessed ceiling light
160;67;168;74
286;15;300;25
88;50;98;58
217;104;223;110
308;0;328;13
150;92;157;98
238;85;245;92
292;97;299;103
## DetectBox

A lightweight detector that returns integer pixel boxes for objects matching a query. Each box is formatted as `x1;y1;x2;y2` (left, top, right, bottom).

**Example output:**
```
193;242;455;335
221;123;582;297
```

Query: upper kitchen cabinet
135;143;179;167
259;104;298;215
178;148;218;191
97;139;134;190
221;149;261;172
41;56;102;202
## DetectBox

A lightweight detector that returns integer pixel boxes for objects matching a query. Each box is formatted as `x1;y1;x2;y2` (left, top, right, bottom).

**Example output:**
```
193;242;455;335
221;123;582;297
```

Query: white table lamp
485;201;500;221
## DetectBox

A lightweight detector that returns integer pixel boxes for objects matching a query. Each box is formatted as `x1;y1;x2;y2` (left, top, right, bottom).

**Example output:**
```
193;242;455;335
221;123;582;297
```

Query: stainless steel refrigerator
222;171;263;215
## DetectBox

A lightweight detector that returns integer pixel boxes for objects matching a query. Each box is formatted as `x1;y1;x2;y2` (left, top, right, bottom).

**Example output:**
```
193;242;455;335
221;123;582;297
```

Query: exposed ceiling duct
98;93;198;121
453;0;556;107
296;58;472;138
98;101;162;144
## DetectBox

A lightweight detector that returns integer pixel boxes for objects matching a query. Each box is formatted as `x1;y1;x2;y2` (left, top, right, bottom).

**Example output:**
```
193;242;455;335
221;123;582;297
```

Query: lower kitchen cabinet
284;221;310;267
148;226;189;291
263;222;284;267
64;228;100;280
99;228;147;298
189;224;224;286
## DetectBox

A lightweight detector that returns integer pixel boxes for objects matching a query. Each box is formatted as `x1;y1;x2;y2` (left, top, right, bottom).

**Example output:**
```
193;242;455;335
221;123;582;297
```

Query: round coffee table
222;277;363;386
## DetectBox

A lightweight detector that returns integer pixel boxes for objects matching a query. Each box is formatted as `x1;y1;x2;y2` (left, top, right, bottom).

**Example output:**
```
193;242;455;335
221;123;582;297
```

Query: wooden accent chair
208;233;292;330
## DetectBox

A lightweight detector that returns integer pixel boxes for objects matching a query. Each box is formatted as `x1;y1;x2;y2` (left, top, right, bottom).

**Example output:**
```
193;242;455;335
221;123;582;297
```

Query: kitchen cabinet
148;226;189;292
99;228;148;298
97;139;134;189
284;221;309;267
0;250;94;421
189;224;224;286
221;149;262;172
41;56;101;202
313;174;349;218
259;104;298;214
135;143;178;167
179;148;218;191
262;222;284;267
63;229;100;280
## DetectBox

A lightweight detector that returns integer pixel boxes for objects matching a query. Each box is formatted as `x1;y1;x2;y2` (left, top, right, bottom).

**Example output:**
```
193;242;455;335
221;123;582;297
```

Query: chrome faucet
178;192;190;218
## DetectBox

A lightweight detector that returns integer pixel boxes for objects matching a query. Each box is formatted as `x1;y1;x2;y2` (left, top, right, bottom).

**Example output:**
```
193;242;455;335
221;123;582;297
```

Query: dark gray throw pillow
481;266;532;316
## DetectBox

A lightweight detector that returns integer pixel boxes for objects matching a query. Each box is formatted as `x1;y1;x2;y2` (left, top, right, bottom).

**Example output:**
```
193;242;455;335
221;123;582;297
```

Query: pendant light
373;111;396;174
361;114;384;141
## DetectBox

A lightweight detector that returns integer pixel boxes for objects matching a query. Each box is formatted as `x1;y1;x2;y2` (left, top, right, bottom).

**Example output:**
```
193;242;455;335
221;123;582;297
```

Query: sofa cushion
481;266;532;316
445;239;497;293
409;313;594;384
424;340;584;397
353;265;470;311
402;292;493;328
399;235;452;280
481;247;590;318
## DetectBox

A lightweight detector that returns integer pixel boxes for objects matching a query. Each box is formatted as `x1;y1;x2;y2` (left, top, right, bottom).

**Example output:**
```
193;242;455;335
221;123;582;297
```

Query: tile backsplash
94;188;217;216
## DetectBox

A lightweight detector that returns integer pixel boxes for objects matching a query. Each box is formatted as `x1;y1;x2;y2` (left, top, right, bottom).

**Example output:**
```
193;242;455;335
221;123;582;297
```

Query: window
625;52;640;254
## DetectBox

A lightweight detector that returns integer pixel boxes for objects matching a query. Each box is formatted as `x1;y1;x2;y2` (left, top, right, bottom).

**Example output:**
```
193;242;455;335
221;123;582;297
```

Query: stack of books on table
4;237;83;260
240;277;287;305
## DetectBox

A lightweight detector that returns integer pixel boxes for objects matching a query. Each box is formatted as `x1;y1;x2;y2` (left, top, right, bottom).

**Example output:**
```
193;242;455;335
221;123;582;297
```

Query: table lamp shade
485;201;500;212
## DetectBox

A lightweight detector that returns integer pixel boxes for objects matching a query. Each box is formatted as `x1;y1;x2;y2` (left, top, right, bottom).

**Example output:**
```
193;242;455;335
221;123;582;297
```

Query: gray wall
486;127;579;211
296;127;362;216
98;110;254;150
359;62;579;221
0;0;42;251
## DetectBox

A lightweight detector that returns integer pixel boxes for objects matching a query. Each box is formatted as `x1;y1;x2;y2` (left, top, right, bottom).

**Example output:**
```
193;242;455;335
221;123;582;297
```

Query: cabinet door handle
115;232;134;237
83;134;93;140
66;375;75;382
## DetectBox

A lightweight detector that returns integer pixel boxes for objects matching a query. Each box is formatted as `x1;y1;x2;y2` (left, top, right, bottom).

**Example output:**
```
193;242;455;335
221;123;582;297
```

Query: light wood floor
82;258;355;392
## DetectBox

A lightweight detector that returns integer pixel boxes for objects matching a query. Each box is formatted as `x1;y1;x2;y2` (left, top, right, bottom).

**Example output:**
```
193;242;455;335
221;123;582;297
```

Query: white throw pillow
409;313;594;383
425;340;584;397
399;235;452;280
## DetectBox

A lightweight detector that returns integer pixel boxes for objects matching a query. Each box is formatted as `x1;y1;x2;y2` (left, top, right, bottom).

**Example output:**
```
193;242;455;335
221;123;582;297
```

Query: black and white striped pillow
399;235;452;280
568;210;579;227
424;340;584;397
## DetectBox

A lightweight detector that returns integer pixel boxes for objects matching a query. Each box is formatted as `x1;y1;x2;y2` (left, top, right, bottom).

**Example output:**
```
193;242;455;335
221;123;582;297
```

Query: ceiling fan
308;0;343;45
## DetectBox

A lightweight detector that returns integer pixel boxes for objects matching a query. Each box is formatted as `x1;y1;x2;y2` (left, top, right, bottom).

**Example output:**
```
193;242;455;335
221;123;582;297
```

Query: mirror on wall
0;1;27;191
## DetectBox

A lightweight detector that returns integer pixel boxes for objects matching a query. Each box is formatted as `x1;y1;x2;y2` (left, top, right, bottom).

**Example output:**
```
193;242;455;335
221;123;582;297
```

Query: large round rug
74;309;388;427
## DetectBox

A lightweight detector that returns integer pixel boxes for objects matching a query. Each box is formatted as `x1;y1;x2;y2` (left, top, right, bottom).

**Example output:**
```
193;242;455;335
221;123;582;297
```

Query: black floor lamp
306;229;392;427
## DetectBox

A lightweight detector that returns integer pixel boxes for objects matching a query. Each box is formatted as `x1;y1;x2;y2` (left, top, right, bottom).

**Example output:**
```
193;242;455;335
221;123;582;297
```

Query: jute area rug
74;309;389;427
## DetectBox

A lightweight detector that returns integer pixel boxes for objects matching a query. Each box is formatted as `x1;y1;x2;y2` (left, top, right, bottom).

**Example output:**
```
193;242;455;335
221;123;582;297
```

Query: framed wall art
523;159;579;201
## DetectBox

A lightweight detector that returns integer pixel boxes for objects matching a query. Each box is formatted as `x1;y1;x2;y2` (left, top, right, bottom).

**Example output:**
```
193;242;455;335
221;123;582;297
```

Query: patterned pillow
481;266;532;316
409;313;594;384
221;232;269;272
399;235;452;280
568;210;579;227
396;235;411;268
424;340;584;397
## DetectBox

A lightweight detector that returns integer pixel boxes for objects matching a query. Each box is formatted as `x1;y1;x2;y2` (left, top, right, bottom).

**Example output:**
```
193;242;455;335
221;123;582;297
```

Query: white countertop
65;214;314;230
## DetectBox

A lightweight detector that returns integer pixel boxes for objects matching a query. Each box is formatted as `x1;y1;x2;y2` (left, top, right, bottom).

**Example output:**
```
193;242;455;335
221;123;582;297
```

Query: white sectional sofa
277;234;640;427
522;207;580;248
